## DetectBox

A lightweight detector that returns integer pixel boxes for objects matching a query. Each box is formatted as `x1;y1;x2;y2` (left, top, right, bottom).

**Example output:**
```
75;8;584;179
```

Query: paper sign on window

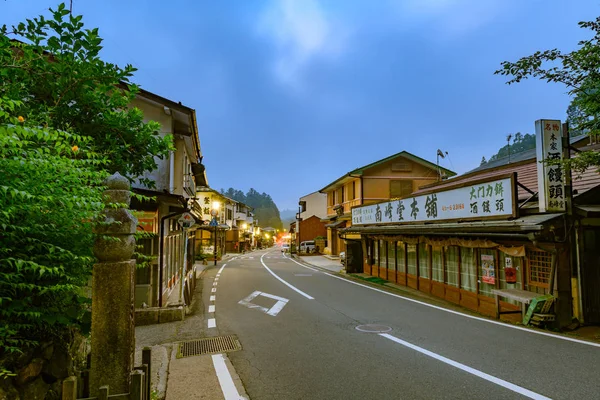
481;254;495;284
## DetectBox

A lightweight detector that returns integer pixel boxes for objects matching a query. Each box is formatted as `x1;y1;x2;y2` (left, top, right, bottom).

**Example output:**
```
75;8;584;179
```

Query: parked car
281;243;290;253
299;240;316;253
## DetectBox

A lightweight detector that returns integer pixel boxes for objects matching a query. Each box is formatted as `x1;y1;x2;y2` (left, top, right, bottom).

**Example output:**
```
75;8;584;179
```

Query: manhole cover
355;324;392;333
176;335;242;358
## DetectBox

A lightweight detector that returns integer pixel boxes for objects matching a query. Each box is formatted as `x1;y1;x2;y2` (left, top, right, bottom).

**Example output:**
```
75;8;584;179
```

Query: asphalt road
206;248;600;400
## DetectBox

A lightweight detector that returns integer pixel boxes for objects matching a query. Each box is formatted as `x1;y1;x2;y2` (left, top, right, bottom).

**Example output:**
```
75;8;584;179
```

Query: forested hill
221;188;283;229
480;133;535;165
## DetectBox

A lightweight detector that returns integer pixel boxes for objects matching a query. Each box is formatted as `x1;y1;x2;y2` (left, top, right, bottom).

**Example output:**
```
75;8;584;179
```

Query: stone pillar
90;173;138;395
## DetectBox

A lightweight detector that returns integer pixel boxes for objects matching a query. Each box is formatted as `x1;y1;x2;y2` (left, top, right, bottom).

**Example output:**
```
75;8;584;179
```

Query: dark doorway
346;240;363;274
582;228;600;324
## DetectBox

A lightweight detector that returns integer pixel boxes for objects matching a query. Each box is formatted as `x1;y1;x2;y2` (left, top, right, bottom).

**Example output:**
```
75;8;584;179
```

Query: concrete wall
300;192;328;220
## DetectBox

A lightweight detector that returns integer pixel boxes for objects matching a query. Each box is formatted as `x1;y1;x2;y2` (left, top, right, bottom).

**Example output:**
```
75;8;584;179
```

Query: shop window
407;244;417;276
446;246;459;287
397;242;406;273
527;250;552;288
460;247;477;292
499;255;523;305
374;240;379;266
479;249;496;297
432;246;443;282
418;243;429;278
387;241;396;270
379;240;387;268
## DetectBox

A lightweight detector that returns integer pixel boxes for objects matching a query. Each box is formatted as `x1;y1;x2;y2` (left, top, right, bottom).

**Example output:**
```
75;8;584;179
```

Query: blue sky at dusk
2;1;598;210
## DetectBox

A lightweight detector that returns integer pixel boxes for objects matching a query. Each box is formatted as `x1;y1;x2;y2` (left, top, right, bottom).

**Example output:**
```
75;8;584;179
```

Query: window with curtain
432;246;443;282
499;255;523;305
479;249;496;297
397;242;406;273
418;243;429;279
460;247;477;292
407;244;417;276
379;240;387;268
387;241;396;270
446;246;459;287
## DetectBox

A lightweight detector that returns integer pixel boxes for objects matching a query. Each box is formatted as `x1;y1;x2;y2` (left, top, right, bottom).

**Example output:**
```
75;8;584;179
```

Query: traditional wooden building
344;129;600;327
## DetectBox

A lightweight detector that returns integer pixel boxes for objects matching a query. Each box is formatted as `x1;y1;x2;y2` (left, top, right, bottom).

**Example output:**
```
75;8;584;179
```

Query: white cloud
258;0;347;89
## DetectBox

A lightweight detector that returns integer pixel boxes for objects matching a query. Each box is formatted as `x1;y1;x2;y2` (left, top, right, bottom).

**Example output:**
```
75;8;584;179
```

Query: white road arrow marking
238;291;289;317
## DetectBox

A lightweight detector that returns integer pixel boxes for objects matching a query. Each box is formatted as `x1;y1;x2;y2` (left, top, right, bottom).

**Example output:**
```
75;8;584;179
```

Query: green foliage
486;133;537;163
0;3;174;186
0;97;106;362
221;187;283;229
495;17;600;171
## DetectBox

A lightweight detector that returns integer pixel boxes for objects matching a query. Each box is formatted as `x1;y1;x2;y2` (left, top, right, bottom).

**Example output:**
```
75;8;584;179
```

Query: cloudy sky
2;1;598;210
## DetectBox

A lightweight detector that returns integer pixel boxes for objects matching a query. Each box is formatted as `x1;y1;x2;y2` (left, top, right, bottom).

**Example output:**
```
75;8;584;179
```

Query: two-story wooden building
319;151;455;262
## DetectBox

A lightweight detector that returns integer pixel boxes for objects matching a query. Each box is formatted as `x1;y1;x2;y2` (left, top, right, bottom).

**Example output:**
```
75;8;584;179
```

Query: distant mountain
280;209;296;220
221;187;283;229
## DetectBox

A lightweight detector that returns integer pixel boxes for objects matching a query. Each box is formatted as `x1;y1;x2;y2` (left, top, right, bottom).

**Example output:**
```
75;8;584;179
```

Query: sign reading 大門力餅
351;176;515;225
535;119;566;213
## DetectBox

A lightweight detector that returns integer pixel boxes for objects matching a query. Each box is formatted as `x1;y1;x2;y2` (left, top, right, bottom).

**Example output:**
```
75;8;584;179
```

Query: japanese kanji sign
352;176;515;225
535;119;566;212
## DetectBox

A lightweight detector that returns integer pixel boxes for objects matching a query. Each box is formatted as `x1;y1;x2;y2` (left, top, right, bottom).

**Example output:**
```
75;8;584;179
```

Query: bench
491;289;539;319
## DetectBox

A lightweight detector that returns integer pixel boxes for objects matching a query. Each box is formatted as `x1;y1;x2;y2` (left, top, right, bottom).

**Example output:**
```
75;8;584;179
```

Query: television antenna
436;149;448;181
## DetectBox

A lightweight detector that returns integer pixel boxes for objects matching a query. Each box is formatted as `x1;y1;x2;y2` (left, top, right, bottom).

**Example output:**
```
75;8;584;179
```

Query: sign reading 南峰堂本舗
351;175;516;226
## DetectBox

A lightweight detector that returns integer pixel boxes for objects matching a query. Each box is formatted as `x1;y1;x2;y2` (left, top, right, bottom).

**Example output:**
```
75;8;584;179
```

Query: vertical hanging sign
535;119;566;212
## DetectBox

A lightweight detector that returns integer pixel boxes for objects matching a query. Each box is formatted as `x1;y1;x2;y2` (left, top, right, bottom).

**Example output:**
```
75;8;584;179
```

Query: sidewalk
135;260;248;400
297;255;344;273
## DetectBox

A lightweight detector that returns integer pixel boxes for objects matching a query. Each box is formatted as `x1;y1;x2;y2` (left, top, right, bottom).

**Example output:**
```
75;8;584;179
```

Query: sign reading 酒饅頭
351;176;515;225
535;119;566;213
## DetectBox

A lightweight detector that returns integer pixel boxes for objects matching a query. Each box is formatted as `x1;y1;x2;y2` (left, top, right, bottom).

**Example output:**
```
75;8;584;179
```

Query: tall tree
495;16;600;172
221;187;283;229
0;3;173;186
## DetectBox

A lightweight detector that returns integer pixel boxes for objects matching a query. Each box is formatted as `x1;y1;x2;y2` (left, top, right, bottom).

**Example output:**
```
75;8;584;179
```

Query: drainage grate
177;335;242;358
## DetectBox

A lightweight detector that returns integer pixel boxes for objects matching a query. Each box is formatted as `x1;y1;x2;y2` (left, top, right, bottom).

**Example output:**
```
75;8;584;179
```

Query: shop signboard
352;174;516;226
535;119;566;212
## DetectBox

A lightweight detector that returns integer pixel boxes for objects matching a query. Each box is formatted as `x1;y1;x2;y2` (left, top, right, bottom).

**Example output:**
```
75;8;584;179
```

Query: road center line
209;305;215;313
208;318;216;328
210;295;216;302
212;353;245;400
260;253;314;300
379;333;550;400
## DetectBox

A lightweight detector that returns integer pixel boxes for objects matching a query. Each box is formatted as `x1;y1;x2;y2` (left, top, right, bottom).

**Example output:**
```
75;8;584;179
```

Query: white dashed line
208;318;216;328
211;288;217;293
209;305;215;313
210;295;216;301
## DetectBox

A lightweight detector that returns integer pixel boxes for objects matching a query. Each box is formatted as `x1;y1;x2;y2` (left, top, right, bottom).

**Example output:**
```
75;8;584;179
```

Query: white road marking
212;354;245;400
208;318;216;328
215;277;219;281
209;305;215;313
214;282;218;287
211;288;217;293
210;295;216;302
238;291;289;316
282;253;319;271
294;274;313;277
324;273;600;348
260;254;314;300
380;333;550;400
218;264;226;274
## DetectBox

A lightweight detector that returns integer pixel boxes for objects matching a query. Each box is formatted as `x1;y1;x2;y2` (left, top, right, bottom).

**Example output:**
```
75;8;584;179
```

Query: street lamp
211;201;220;266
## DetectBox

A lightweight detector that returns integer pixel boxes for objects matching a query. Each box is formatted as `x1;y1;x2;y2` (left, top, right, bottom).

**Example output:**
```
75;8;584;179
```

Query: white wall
300;191;327;220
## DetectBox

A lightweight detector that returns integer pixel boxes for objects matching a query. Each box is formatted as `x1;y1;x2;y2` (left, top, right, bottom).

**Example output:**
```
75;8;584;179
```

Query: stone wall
0;334;89;400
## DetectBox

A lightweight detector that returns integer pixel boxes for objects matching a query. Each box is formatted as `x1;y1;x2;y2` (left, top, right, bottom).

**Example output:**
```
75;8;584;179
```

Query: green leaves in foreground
0;98;106;361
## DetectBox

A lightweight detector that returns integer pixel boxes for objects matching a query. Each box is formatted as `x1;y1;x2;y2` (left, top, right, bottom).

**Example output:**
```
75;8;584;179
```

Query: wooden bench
491;289;539;320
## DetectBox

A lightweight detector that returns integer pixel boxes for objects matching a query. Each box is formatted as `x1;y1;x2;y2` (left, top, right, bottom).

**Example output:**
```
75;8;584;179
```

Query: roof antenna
436;149;448;181
506;134;513;163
